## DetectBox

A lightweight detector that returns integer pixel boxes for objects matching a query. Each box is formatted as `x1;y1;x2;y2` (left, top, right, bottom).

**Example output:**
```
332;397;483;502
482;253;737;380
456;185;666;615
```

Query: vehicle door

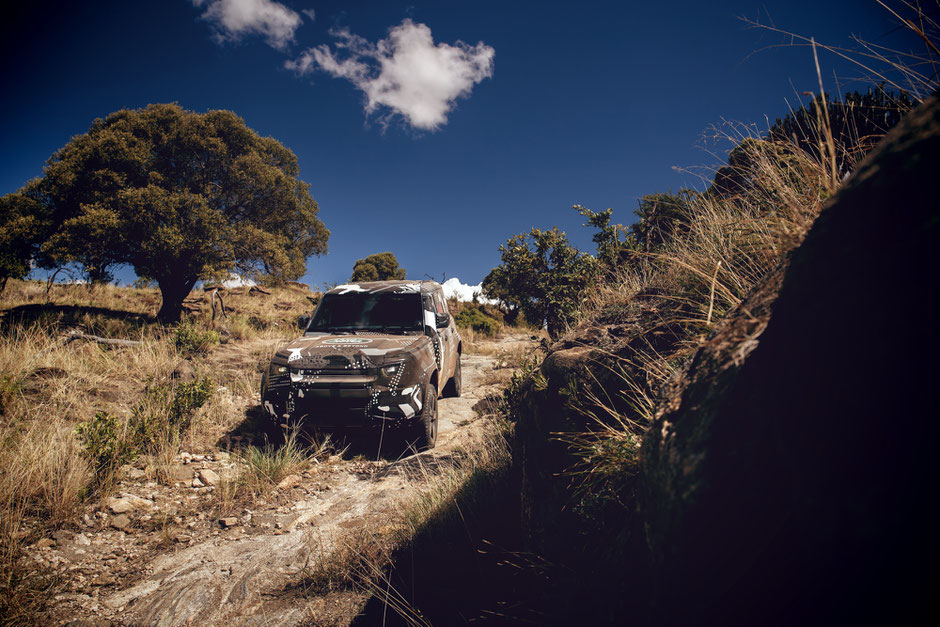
422;293;445;377
432;288;458;380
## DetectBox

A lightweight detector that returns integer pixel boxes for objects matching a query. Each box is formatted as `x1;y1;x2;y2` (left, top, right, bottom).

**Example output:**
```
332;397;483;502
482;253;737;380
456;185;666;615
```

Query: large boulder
640;96;940;625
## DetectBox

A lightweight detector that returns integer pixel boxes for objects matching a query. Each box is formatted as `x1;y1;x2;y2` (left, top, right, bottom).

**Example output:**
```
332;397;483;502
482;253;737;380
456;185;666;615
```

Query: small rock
191;478;205;488
276;474;302;490
126;467;146;480
220;517;239;528
52;529;72;544
74;533;91;546
108;495;153;514
35;538;56;549
110;515;131;531
108;498;134;514
174;534;191;543
198;468;220;486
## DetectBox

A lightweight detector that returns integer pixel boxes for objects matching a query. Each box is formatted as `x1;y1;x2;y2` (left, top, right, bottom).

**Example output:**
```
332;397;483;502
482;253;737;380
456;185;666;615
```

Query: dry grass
294;423;511;625
213;429;331;518
564;48;902;504
745;0;940;103
0;278;315;615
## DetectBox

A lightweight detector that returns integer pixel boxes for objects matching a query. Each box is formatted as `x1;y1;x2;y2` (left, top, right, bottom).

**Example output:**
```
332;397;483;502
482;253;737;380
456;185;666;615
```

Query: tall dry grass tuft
214;430;331;517
565;46;901;502
0;422;88;621
0;422;92;526
745;1;940;103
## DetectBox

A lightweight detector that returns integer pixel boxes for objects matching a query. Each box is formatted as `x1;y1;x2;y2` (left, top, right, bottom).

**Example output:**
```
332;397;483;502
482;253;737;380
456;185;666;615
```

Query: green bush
174;323;220;355
170;377;214;426
128;376;215;453
482;227;598;338
454;307;499;336
75;411;137;480
501;355;545;421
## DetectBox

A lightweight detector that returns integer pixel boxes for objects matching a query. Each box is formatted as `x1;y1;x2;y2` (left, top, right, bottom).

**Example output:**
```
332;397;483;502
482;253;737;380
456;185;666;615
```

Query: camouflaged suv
260;281;462;449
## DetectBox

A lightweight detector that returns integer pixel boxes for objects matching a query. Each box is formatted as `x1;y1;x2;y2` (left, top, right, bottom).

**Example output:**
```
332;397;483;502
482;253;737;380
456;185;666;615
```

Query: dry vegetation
0;277;538;623
0;279;315;619
546;0;940;517
558;119;851;504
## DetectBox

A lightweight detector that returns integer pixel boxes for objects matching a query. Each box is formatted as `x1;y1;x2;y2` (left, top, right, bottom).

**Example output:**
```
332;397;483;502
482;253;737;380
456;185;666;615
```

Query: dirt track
38;333;533;625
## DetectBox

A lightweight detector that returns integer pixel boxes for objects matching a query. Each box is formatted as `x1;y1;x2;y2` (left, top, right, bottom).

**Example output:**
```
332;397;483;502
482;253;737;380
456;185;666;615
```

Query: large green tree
11;103;329;321
482;228;597;337
351;252;406;282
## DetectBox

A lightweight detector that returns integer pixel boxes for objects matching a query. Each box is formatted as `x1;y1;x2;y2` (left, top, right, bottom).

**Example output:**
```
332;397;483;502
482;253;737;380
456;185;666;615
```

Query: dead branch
64;331;141;347
210;289;227;321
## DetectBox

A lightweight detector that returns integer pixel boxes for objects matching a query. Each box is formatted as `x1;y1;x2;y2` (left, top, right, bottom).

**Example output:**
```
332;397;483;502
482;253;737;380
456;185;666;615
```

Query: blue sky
0;1;912;288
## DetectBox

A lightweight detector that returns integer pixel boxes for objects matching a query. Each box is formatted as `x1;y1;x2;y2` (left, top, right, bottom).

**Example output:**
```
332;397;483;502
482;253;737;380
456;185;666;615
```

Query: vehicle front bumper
262;373;424;430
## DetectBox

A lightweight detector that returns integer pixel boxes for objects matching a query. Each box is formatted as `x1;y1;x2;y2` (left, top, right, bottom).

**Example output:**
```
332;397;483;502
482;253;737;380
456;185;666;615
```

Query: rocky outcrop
640;95;940;624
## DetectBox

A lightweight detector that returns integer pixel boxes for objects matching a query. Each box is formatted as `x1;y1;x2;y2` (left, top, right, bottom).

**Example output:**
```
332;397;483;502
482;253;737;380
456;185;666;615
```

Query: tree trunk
157;277;197;323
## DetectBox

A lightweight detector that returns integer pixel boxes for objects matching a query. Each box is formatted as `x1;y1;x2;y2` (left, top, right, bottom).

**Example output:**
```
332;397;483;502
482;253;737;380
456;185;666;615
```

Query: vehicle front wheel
413;383;438;451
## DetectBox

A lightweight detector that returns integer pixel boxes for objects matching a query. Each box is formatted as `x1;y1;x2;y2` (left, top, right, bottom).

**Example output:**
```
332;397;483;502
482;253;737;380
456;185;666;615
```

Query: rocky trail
30;333;536;625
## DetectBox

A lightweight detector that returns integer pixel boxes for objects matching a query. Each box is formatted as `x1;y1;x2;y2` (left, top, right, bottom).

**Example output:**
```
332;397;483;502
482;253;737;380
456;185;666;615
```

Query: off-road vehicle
261;281;462;449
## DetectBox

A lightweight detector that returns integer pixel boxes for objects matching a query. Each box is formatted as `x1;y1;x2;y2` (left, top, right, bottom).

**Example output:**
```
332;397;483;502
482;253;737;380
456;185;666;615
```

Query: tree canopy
351;252;406;282
0;183;47;293
482;227;597;337
2;103;329;321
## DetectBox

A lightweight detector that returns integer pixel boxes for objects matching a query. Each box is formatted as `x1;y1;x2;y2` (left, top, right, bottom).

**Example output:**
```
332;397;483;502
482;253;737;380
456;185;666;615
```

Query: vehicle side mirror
435;313;450;329
297;315;310;330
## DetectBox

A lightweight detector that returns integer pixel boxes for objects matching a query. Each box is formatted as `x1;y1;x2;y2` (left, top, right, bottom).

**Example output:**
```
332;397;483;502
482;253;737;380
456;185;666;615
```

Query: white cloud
192;0;302;50
286;19;494;130
442;277;496;303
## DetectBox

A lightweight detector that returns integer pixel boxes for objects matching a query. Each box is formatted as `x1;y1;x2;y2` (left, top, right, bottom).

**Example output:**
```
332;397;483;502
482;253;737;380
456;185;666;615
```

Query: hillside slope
515;95;939;624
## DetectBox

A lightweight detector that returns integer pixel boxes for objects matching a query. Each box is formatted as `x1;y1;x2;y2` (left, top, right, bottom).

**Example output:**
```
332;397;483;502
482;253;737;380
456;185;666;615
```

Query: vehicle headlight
381;362;403;377
379;361;407;384
269;363;289;376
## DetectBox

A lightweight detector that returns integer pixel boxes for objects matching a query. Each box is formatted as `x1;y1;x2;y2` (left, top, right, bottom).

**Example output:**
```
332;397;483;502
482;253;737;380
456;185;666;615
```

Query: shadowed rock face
640;96;940;625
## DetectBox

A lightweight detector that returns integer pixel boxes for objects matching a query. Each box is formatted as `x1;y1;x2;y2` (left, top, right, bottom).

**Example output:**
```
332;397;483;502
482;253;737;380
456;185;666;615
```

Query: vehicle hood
274;333;428;369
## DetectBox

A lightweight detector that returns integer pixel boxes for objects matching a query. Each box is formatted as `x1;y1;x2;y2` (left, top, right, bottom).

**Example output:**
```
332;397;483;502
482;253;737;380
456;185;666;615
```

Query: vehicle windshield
308;292;422;332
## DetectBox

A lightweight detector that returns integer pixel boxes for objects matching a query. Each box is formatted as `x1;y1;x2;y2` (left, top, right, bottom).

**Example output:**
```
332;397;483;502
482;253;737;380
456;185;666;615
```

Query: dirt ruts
34;333;532;625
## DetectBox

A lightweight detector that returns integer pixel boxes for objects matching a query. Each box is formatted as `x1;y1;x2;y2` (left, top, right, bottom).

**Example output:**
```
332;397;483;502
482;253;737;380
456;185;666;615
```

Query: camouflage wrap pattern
261;281;460;430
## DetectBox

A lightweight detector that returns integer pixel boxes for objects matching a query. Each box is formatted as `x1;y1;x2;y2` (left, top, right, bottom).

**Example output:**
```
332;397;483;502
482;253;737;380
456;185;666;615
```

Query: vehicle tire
413;383;438;451
443;356;462;398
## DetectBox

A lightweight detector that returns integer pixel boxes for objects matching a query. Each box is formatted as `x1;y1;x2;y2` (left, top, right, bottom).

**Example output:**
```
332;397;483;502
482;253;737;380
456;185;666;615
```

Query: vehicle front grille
292;385;372;427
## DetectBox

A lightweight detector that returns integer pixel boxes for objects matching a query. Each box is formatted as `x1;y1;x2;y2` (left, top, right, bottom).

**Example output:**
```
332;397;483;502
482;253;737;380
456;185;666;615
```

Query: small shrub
170;377;214;426
0;376;20;416
242;430;316;489
174;323;219;355
454;307;499;336
129;376;214;454
75;411;136;482
500;355;545;421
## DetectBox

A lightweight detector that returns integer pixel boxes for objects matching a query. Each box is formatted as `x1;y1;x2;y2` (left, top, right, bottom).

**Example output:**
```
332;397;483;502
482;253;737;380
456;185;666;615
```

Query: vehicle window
309;292;422;331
